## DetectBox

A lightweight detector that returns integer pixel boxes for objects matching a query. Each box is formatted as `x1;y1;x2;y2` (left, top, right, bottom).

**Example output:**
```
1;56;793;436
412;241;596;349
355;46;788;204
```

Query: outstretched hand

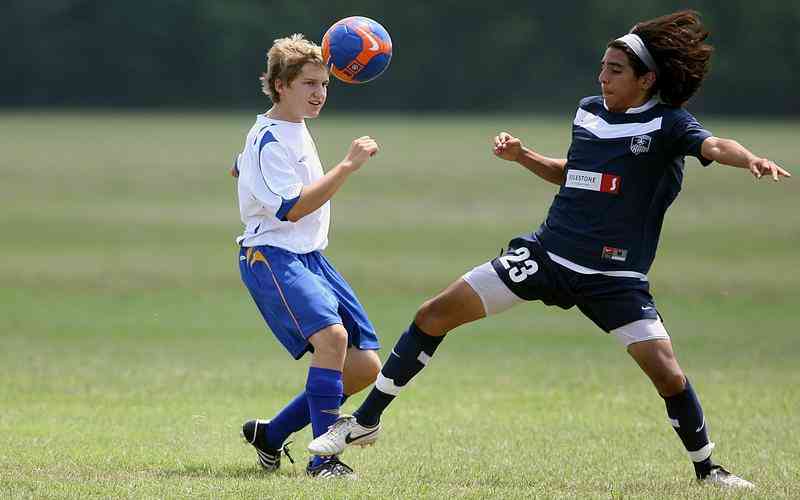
493;132;523;162
748;157;791;182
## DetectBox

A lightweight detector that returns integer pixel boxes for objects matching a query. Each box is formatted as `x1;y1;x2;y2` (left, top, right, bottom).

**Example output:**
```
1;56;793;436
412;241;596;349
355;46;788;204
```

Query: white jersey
235;114;329;253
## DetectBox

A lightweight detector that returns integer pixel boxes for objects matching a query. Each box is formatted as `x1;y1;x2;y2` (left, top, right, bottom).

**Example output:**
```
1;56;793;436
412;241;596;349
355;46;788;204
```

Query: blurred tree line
3;0;798;115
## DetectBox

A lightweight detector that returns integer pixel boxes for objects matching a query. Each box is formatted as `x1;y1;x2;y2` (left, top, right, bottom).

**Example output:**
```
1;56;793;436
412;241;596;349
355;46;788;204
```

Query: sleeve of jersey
254;134;303;221
669;114;714;167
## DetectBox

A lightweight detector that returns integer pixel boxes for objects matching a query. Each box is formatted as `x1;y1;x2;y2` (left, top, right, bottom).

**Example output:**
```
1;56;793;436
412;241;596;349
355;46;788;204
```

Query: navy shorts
239;245;380;360
490;235;659;332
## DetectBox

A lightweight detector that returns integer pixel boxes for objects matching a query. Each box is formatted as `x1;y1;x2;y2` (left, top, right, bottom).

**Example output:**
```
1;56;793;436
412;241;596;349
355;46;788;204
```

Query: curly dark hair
608;10;714;107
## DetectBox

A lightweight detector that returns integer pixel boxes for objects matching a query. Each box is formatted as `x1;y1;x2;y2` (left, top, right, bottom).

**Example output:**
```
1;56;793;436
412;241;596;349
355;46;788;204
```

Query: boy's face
276;63;329;120
598;48;653;112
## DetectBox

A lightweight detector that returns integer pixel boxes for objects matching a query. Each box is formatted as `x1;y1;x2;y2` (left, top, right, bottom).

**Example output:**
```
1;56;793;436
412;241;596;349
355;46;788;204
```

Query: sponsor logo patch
602;246;628;262
630;134;652;155
565;169;621;194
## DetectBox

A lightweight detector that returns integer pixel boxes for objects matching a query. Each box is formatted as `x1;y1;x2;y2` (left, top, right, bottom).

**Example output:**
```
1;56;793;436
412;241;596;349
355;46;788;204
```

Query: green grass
0;111;798;499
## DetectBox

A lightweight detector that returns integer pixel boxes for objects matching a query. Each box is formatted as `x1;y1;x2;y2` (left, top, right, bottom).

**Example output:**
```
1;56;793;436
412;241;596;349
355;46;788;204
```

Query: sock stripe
417;352;431;365
688;441;715;462
374;372;402;396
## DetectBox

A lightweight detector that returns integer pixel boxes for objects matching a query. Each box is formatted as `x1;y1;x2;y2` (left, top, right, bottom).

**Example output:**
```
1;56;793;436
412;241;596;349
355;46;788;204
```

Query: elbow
702;137;737;162
550;167;566;186
284;207;303;223
278;195;302;222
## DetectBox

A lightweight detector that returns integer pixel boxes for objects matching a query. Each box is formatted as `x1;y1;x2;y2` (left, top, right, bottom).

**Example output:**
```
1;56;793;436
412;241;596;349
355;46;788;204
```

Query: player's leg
305;323;348;452
307;277;485;455
309;256;532;455
305;251;382;397
238;246;349;473
246;346;377;456
351;278;486;426
351;250;539;427
619;324;753;488
343;346;382;395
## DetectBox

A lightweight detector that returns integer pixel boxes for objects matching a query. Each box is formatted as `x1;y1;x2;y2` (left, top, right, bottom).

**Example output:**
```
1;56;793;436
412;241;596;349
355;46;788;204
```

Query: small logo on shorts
602;246;628;262
630;135;652;155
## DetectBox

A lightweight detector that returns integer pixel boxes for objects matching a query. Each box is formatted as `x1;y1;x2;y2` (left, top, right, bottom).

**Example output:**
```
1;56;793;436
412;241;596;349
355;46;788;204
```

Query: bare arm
492;132;566;186
701;136;791;181
285;136;379;222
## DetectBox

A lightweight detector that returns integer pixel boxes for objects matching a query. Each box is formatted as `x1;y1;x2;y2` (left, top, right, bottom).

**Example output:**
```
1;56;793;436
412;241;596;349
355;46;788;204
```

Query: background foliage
4;0;799;114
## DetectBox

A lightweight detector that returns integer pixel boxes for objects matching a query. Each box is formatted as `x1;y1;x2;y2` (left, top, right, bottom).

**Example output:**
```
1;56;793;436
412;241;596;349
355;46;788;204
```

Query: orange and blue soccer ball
321;16;392;84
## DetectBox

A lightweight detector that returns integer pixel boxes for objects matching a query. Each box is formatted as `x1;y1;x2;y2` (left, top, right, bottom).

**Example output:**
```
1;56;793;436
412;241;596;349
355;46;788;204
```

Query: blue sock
354;322;445;427
663;378;714;478
266;393;349;450
265;391;309;449
306;367;343;439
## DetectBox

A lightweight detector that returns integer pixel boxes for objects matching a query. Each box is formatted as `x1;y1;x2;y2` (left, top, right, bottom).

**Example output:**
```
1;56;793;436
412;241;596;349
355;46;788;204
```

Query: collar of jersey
602;96;660;114
257;114;306;127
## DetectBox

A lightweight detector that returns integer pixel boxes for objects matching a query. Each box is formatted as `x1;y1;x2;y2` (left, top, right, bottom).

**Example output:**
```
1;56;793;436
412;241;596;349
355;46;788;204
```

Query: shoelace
324;457;353;475
282;440;295;465
325;417;354;441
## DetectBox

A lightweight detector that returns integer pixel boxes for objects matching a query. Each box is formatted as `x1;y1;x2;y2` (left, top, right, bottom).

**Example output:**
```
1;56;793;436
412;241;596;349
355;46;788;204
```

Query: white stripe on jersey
547;251;648;281
574;108;662;139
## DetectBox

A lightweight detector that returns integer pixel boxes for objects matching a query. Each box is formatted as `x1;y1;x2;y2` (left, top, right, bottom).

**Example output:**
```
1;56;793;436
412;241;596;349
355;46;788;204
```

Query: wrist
515;146;530;163
338;160;357;173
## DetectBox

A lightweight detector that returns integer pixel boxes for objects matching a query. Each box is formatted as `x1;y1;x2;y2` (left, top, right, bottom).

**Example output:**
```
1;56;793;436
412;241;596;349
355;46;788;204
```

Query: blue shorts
239;245;380;360
490;235;659;332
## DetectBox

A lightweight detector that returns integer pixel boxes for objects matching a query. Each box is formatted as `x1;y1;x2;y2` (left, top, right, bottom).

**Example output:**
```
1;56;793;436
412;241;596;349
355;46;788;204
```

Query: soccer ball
321;16;392;84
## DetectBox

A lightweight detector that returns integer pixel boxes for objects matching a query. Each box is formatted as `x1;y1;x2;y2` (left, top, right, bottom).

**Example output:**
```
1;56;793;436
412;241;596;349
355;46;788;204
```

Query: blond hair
260;34;325;102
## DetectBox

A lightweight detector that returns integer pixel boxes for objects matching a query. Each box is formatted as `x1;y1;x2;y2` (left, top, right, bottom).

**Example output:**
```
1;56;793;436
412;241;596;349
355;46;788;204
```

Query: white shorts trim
610;318;670;347
462;262;523;316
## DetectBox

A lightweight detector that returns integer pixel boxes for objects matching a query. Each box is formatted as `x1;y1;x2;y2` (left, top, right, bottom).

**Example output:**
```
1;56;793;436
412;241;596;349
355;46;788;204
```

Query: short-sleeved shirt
536;96;712;275
235;115;329;253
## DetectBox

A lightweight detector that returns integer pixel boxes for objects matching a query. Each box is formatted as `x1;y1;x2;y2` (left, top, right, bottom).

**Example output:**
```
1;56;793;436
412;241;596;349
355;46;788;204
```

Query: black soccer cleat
305;455;357;479
241;419;294;472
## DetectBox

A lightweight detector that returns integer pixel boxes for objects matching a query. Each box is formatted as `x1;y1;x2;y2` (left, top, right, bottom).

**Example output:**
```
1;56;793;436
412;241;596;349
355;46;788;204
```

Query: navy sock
306;367;344;440
663;378;714;478
265;393;348;450
354;322;445;427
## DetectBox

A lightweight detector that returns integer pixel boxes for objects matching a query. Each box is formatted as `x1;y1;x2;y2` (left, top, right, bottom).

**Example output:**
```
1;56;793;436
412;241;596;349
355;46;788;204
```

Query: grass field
1;111;798;499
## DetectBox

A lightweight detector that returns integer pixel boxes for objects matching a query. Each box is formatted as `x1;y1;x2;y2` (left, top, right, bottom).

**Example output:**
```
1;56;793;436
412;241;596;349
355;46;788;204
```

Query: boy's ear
641;71;656;92
274;78;286;95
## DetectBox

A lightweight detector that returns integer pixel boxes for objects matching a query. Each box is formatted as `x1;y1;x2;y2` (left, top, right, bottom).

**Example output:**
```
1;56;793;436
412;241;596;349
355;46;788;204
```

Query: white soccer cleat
307;415;380;456
699;465;755;489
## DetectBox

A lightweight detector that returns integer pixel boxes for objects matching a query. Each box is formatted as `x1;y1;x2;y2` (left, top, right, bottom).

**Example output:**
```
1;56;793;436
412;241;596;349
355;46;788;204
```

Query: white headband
615;33;658;75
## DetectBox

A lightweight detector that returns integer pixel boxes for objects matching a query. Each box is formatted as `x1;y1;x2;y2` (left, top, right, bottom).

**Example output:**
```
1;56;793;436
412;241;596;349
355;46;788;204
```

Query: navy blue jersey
536;96;712;274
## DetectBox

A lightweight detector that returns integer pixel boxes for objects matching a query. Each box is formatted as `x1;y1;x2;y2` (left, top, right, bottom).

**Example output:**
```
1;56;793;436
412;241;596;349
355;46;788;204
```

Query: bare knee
652;370;686;397
414;298;447;336
354;350;381;381
414;279;485;336
308;324;348;367
343;349;381;395
627;339;687;397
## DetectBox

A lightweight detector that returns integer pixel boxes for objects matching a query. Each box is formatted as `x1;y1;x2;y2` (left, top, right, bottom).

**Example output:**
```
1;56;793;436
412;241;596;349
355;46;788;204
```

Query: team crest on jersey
630;135;652;155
